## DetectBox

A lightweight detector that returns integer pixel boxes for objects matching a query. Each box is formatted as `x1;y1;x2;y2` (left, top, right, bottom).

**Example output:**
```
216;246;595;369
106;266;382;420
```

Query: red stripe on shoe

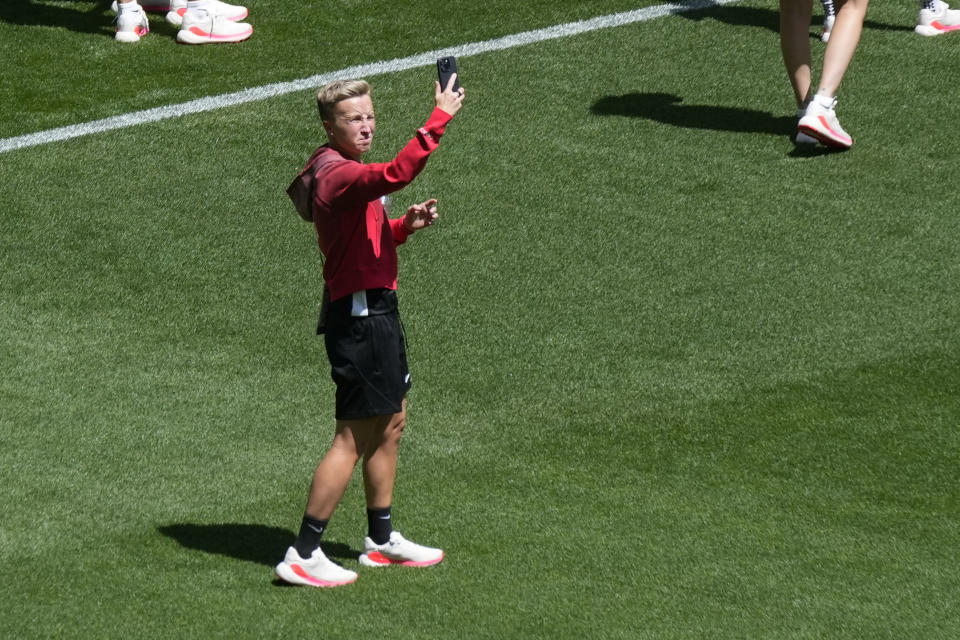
364;551;393;565
816;115;852;146
187;24;253;40
930;20;960;32
364;550;444;567
291;564;326;585
290;564;354;587
797;124;849;149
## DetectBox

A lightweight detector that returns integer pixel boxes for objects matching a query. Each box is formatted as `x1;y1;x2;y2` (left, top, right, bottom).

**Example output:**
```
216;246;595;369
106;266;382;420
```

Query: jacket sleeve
318;107;453;208
389;218;413;245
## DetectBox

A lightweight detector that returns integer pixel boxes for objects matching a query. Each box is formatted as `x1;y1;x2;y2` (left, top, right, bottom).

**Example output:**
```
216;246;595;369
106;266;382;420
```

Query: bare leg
304;413;392;520
780;0;814;108
818;0;869;98
362;401;407;509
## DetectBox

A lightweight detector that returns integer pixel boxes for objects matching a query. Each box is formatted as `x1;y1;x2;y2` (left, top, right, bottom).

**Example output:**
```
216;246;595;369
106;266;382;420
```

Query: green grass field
2;1;959;637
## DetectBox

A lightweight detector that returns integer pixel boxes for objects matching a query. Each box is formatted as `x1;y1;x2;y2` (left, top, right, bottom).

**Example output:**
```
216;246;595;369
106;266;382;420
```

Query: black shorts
323;289;411;420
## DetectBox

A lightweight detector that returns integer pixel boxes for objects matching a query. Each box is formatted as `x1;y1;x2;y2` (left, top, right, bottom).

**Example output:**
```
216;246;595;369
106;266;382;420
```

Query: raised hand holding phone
435;56;465;116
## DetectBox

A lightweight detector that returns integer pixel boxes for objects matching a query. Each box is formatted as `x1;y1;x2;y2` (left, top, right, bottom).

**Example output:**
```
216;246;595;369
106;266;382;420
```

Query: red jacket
309;107;452;301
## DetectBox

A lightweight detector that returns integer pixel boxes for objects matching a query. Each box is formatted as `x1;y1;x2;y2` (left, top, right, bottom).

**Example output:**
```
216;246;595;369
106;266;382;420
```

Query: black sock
367;506;392;545
293;515;328;558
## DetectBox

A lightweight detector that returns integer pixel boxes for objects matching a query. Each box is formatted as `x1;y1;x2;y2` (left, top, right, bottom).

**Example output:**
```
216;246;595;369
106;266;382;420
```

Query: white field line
0;0;737;155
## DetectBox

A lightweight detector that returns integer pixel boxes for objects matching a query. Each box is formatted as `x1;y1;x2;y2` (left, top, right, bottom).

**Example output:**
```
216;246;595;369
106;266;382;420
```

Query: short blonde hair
317;79;371;121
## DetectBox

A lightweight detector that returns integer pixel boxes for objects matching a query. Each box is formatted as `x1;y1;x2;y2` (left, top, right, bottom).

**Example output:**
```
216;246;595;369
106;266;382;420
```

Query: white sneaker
797;95;853;149
821;13;835;42
166;0;248;27
275;546;358;588
177;6;253;44
114;3;149;42
916;0;960;36
359;531;444;568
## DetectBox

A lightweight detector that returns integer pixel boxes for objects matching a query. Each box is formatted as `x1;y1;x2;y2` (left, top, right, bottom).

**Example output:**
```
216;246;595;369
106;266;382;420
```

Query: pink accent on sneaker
365;550;444;567
798;118;852;149
187;24;252;39
815;115;851;146
290;564;355;587
930;20;960;31
364;551;391;565
117;23;149;37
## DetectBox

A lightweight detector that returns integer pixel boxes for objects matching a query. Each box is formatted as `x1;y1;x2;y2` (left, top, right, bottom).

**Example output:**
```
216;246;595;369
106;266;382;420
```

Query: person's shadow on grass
591;92;791;135
158;523;361;584
0;0;123;37
590;92;837;155
671;0;911;34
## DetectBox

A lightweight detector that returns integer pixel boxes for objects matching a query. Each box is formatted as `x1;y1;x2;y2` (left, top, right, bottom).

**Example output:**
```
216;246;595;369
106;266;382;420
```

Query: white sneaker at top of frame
359;531;444;568
797;95;853;150
821;13;835;42
114;2;149;42
274;546;358;588
176;5;253;44
916;0;960;36
166;0;249;27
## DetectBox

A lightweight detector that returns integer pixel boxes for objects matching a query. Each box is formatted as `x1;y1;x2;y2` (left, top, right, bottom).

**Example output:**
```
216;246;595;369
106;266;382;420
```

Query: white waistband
351;290;369;317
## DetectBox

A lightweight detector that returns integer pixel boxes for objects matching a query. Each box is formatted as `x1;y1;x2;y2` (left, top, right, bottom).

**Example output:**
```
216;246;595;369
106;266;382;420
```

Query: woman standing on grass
275;75;465;588
780;0;869;149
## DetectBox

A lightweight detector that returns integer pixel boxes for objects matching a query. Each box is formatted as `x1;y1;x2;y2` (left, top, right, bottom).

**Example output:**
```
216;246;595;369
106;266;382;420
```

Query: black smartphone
437;56;460;92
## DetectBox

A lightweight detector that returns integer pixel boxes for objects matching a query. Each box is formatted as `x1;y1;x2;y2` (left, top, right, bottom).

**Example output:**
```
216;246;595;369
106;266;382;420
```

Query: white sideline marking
0;0;737;155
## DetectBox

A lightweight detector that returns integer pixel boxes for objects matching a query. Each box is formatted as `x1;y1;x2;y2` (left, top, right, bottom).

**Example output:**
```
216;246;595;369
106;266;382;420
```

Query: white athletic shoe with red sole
166;0;248;27
359;531;444;568
114;3;150;42
275;546;357;588
177;7;252;44
916;0;960;36
797;96;853;150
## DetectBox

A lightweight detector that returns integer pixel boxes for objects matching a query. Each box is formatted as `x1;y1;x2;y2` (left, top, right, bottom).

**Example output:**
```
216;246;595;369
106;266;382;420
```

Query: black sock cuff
294;515;328;558
366;506;392;545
